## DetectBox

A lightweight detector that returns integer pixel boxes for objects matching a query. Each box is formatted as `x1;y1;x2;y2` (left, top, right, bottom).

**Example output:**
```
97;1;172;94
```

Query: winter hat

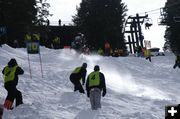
82;63;87;68
94;65;100;71
8;58;17;67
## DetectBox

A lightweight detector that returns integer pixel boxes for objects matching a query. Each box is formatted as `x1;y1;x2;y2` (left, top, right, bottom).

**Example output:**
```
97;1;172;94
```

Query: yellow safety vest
4;65;18;83
54;37;60;43
98;49;104;55
25;34;31;41
89;71;100;87
72;67;81;74
33;34;40;41
144;49;151;58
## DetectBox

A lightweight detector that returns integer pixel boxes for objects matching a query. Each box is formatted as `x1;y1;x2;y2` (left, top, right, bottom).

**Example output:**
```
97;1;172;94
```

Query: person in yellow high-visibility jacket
24;33;32;42
52;36;60;49
2;58;24;110
32;33;40;42
86;65;106;110
69;63;87;93
97;48;104;56
143;48;151;62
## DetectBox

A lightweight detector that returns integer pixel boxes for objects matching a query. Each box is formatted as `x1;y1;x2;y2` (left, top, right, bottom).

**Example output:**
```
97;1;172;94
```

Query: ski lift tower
124;14;148;53
158;8;167;25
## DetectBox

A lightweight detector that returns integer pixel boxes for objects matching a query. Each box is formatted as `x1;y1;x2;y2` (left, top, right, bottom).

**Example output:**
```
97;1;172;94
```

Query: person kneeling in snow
69;63;87;93
2;58;24;110
86;65;106;110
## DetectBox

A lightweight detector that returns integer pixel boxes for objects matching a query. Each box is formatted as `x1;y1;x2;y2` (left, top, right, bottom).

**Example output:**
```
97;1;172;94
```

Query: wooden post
136;14;144;47
128;35;132;53
27;54;32;79
130;26;136;53
39;52;43;78
133;18;139;48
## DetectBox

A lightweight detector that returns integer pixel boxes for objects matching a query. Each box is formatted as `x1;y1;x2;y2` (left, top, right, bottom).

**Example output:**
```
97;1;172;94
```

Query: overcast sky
47;0;167;50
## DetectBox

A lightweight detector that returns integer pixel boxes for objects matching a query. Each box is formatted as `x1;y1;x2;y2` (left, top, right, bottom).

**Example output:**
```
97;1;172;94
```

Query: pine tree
163;0;180;54
0;0;37;46
35;0;52;25
0;0;51;46
73;0;127;50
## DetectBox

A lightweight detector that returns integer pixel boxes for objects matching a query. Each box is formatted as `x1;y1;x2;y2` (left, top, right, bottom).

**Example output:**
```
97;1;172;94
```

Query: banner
26;42;40;54
144;40;151;49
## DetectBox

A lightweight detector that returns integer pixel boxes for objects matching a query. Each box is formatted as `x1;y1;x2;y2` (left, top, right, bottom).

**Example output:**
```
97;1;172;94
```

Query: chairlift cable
134;2;180;16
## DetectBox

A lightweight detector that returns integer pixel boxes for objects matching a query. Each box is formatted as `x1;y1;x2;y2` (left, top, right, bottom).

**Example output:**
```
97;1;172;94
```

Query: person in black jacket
173;54;180;69
69;63;87;93
86;65;106;110
2;58;24;109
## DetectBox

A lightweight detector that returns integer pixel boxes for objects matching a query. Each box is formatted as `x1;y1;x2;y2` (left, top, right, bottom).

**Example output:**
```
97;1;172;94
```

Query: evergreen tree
0;0;37;46
163;0;180;54
0;0;51;46
35;0;52;26
73;0;127;50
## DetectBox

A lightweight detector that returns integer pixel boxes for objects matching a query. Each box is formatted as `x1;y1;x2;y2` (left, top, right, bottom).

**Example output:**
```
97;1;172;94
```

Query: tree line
0;0;51;46
3;0;179;56
0;0;128;51
72;0;127;51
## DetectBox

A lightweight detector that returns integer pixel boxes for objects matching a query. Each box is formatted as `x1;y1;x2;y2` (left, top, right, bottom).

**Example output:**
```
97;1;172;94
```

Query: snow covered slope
0;45;179;119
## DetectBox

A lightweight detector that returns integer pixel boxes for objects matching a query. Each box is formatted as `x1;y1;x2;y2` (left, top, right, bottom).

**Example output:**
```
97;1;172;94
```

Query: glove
102;90;106;97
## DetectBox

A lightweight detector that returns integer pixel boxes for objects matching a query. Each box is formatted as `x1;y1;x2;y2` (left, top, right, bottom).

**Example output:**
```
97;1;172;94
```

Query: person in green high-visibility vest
86;65;106;110
2;58;24;110
69;63;87;93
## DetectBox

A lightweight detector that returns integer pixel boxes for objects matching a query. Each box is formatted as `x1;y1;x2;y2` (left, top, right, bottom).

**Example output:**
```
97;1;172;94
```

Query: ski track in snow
0;45;179;119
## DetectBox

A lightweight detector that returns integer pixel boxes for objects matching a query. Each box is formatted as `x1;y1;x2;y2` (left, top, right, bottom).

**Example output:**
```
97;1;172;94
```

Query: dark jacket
175;55;180;64
86;72;106;93
70;67;87;84
2;60;24;86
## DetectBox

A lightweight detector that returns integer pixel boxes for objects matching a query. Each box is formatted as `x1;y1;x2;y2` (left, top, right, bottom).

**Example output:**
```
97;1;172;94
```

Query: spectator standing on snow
97;48;104;56
144;47;151;62
86;65;106;110
173;54;180;69
2;58;24;110
104;41;110;56
69;63;87;93
52;36;60;49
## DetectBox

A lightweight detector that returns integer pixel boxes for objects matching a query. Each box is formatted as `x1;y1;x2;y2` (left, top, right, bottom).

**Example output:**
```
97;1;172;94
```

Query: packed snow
0;45;179;119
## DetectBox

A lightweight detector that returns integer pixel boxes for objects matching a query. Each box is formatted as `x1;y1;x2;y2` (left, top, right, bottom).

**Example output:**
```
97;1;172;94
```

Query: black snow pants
4;82;23;107
70;74;84;93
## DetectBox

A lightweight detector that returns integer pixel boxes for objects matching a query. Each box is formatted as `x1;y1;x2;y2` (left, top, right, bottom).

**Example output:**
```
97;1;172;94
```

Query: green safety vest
98;49;104;55
72;67;81;74
33;34;40;41
4;65;18;83
89;71;100;87
54;37;60;43
25;34;31;41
